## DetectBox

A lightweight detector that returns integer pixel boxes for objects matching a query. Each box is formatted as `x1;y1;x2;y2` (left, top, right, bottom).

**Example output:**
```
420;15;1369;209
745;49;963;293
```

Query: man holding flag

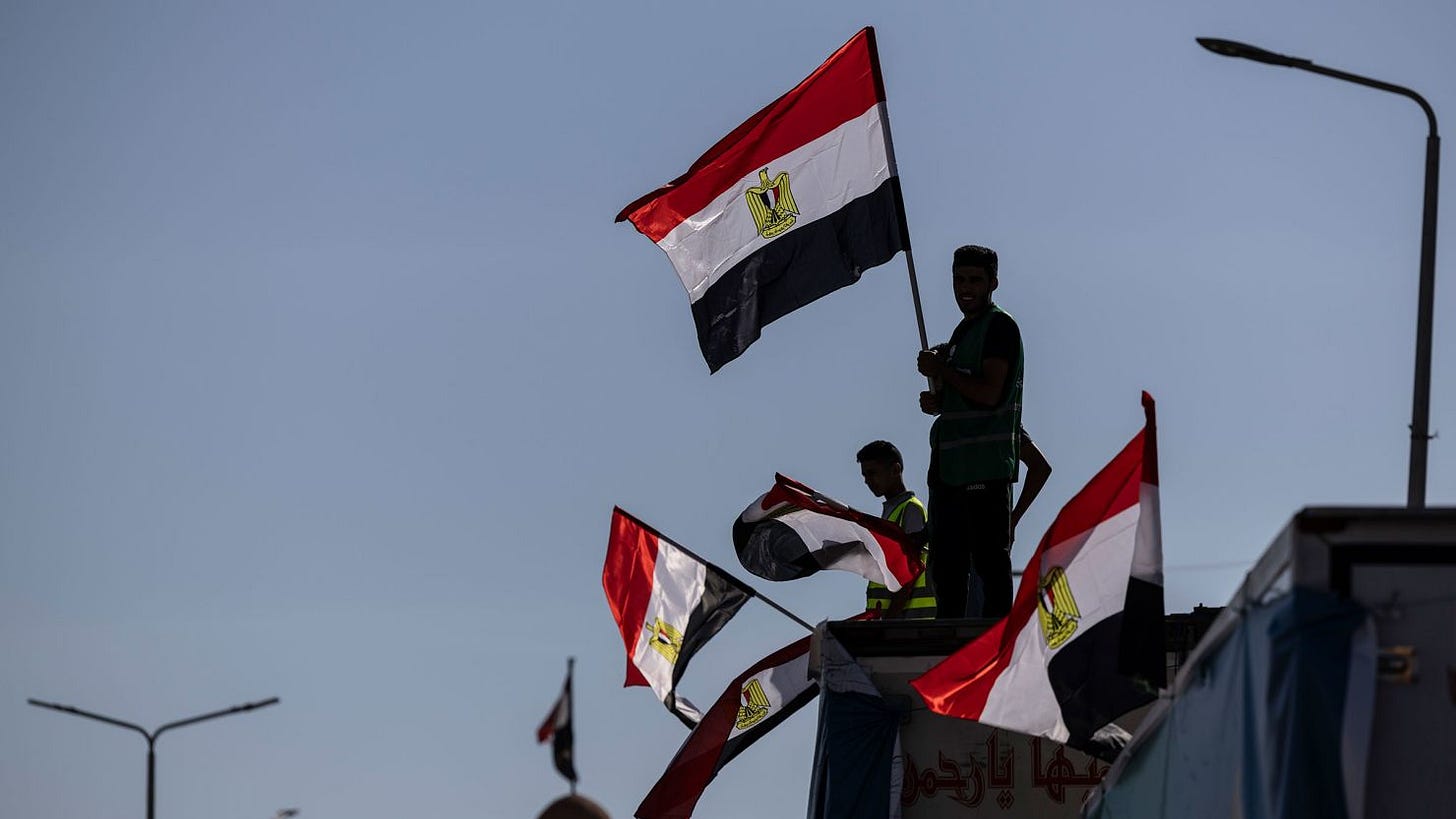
918;244;1028;619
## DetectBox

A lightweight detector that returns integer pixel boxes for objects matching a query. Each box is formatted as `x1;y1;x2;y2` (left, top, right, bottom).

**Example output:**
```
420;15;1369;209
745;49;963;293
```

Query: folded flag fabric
536;660;578;784
604;507;753;727
616;26;908;372
911;392;1165;761
635;635;819;819
734;473;921;591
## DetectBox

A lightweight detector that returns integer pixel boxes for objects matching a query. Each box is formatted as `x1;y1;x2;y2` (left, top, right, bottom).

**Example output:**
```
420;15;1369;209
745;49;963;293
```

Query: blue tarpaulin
1084;587;1374;819
807;627;904;819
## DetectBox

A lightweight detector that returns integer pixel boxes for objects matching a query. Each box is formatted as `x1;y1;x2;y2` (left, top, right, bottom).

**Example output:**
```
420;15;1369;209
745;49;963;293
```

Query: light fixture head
1197;37;1311;68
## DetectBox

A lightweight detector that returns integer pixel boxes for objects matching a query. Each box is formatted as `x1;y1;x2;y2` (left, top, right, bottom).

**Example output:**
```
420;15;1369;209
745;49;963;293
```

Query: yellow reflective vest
865;495;936;618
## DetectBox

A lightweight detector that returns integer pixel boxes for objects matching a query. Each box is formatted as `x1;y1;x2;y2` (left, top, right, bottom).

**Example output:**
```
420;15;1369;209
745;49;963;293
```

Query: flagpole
662;534;816;633
745;584;816;632
864;26;930;351
615;507;815;633
567;656;576;797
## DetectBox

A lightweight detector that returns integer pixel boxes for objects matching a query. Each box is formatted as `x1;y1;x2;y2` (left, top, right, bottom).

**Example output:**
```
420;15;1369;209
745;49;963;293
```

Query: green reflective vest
865;495;936;619
930;305;1023;485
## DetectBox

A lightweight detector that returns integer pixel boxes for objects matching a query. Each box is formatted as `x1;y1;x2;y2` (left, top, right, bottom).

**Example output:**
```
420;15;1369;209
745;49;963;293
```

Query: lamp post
1197;37;1441;508
28;696;280;819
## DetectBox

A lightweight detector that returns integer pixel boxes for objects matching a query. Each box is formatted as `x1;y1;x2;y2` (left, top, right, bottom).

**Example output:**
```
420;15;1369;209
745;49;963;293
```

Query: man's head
951;244;998;318
856;440;905;499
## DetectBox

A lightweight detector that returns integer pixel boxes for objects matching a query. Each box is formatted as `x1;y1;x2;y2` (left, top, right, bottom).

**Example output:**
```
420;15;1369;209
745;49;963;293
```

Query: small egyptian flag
734;473;922;591
635;635;819;819
616;27;908;372
603;508;753;727
537;659;578;784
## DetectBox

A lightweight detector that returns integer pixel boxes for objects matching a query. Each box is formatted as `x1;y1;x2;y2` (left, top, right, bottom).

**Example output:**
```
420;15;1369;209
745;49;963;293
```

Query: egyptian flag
604;507;754;727
536;659;578;784
636;635;819;819
911;393;1165;761
734;473;921;591
615;27;908;372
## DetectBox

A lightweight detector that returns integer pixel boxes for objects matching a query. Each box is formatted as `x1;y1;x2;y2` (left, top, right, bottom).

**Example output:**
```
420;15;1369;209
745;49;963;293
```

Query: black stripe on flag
666;569;752;728
691;178;905;372
1118;576;1167;689
732;517;822;581
1045;613;1157;761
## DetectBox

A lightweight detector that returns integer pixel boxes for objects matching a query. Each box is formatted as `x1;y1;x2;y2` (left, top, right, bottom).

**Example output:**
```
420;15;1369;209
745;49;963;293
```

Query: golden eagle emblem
1036;566;1081;649
646;617;683;665
735;677;772;730
746;168;799;239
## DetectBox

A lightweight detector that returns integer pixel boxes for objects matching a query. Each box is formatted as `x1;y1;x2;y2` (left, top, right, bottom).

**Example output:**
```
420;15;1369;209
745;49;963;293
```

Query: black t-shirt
982;312;1021;365
948;309;1021;406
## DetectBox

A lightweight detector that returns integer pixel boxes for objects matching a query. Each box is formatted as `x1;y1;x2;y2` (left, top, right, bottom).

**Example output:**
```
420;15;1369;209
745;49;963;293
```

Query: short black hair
856;440;902;467
953;244;998;277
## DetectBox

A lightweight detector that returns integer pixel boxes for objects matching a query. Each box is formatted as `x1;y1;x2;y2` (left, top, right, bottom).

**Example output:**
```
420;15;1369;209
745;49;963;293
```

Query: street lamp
28;696;280;819
1198;37;1441;509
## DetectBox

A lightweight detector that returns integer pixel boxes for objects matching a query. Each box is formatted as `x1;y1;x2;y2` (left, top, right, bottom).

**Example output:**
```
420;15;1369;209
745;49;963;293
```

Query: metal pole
863;27;930;351
147;741;156;819
1409;133;1440;508
613;508;816;632
1198;39;1442;507
27;697;279;819
567;656;577;797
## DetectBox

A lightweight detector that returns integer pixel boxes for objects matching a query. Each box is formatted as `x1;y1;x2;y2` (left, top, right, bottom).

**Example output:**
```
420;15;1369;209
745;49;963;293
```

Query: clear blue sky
3;2;1452;817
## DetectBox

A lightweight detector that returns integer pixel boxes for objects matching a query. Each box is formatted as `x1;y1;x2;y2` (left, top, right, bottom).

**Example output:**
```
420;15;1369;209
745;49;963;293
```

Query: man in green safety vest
857;440;937;619
917;244;1043;619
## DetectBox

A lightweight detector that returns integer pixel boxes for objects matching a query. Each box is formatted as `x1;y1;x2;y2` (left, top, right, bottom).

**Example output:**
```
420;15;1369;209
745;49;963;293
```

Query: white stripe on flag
774;508;900;591
977;503;1144;740
725;642;813;742
657;103;891;303
631;539;708;720
1132;484;1162;584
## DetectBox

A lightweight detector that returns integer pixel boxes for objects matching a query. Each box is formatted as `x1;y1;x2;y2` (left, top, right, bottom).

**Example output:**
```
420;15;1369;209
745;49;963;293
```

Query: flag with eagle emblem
635;635;818;819
911;393;1165;761
603;508;753;727
616;27;908;372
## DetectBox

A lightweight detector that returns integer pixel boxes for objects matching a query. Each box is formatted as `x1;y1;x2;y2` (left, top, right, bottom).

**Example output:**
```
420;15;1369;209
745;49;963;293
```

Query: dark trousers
928;475;1012;619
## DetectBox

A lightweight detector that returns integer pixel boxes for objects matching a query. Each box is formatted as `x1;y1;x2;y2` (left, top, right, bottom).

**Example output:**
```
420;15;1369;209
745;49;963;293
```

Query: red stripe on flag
616;27;885;243
536;699;560;743
1141;390;1159;487
604;507;661;688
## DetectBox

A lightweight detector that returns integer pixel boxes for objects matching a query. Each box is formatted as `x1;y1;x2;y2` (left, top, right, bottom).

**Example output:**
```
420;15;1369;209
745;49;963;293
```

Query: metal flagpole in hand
863;27;931;353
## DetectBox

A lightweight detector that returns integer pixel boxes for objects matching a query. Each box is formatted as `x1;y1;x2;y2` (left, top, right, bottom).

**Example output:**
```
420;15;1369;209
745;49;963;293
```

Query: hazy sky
3;2;1453;817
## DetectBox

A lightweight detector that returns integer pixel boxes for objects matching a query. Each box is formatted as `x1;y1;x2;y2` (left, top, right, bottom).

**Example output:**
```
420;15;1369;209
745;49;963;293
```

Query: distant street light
1198;37;1441;509
28;696;280;819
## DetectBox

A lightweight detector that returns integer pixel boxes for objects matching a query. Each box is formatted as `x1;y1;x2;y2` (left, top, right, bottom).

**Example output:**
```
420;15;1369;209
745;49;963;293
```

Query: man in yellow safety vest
858;440;937;619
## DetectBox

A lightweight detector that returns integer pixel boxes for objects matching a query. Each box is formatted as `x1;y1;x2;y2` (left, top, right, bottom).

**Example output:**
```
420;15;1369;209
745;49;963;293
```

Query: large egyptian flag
635;635;819;819
734;473;921;591
604;508;754;727
615;27;908;372
911;393;1165;761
